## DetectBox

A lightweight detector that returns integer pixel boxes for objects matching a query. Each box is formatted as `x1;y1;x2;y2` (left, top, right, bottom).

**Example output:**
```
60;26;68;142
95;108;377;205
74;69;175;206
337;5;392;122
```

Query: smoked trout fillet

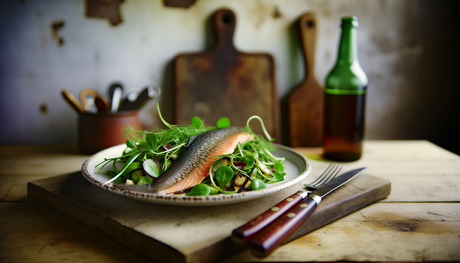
117;127;253;195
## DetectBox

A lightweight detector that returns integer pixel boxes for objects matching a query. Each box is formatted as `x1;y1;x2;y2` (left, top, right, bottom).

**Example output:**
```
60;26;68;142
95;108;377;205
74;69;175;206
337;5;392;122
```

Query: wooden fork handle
248;196;318;257
231;191;308;246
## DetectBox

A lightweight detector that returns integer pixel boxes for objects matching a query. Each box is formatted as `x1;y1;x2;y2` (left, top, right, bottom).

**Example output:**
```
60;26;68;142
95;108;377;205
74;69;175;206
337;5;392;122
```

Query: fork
231;164;343;246
304;164;342;190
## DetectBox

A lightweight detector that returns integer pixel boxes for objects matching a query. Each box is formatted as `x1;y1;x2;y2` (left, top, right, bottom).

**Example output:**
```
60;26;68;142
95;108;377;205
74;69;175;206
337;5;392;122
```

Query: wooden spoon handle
231;191;306;246
61;89;85;113
95;95;110;112
79;88;99;112
248;197;318;257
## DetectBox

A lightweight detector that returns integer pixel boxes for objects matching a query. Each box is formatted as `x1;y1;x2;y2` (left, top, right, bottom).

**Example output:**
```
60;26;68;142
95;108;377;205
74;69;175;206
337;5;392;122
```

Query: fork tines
306;164;342;189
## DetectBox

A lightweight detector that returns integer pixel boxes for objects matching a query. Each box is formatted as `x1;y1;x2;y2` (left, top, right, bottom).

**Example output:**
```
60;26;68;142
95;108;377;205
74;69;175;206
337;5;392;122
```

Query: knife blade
248;167;365;257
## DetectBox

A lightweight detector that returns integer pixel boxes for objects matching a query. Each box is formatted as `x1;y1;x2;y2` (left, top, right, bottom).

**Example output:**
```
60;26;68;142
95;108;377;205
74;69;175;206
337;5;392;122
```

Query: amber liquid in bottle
323;16;368;161
323;93;365;161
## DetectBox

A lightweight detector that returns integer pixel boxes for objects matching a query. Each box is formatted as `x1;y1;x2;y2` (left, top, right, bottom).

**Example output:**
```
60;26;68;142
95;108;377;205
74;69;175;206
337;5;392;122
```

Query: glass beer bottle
323;16;368;161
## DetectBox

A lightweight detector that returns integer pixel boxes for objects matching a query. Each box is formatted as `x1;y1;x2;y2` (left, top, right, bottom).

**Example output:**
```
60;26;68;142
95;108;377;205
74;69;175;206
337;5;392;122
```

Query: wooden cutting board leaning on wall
174;8;280;140
288;12;324;147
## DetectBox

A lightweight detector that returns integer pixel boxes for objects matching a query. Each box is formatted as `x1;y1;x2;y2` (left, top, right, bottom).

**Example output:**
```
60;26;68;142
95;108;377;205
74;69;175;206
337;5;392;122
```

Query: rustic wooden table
1;141;459;262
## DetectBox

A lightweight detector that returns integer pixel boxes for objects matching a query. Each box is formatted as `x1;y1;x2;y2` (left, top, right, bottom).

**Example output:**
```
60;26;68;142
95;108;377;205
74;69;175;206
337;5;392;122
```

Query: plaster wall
0;0;458;153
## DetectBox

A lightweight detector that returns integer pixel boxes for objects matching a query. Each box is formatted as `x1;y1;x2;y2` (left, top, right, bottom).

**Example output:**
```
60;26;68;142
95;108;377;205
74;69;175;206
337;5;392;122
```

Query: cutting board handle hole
221;15;232;25
306;20;314;28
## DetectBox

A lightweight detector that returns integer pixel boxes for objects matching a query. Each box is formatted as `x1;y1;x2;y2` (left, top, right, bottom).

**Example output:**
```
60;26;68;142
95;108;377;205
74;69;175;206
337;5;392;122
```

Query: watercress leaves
187;184;218;196
243;155;255;169
216;117;230;128
191;116;204;129
273;172;285;182
126;139;136;149
138;176;152;184
274;161;285;173
146;133;157;151
216;166;233;189
252;178;266;190
104;151;142;185
98;108;288;192
107;170;124;184
123;161;142;176
272;161;286;182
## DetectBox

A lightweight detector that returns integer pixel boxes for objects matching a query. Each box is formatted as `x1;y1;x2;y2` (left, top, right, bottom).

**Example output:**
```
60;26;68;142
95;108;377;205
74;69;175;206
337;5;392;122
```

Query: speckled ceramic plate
81;143;311;207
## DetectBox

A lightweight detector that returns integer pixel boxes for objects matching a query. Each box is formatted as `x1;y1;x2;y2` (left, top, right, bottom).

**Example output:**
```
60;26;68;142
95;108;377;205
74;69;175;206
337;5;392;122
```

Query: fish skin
115;127;252;195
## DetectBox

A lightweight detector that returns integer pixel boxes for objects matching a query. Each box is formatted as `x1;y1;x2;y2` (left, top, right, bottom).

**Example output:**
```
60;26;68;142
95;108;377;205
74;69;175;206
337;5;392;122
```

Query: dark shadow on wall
420;0;460;155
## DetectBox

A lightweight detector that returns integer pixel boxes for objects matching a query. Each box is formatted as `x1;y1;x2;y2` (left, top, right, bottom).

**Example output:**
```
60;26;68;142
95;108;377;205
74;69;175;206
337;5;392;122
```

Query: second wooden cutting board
174;8;280;140
288;12;324;147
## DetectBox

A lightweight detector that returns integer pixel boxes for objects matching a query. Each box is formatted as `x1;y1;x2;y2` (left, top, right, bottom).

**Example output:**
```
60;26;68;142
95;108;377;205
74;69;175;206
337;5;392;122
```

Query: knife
247;167;365;257
232;165;342;246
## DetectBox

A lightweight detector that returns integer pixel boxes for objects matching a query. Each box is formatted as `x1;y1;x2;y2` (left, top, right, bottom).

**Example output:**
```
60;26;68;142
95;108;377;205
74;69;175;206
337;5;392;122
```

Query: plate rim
81;143;311;206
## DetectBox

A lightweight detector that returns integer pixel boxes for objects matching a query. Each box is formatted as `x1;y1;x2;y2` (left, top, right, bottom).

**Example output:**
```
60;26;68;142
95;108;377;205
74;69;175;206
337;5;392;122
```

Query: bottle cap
341;16;359;28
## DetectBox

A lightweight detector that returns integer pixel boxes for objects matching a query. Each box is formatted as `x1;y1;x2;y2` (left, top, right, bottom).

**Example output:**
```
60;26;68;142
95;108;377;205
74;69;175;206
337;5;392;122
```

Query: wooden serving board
288;12;324;147
174;8;280;139
28;172;390;263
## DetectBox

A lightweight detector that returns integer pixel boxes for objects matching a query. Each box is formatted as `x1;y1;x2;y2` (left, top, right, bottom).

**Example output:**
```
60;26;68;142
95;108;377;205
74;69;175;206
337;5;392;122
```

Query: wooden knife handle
231;192;305;246
248;196;318;257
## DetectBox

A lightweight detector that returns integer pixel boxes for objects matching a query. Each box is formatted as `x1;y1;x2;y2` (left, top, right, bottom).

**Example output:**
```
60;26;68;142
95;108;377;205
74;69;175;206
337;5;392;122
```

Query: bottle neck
336;25;358;65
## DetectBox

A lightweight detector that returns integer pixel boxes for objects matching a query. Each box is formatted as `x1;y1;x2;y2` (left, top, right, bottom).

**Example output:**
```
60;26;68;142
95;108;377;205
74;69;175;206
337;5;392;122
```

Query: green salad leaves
96;103;286;196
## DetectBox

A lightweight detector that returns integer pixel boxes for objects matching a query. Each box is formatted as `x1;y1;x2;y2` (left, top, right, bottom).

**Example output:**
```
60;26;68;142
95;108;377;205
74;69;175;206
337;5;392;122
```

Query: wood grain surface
1;141;460;263
174;9;280;139
27;171;389;263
